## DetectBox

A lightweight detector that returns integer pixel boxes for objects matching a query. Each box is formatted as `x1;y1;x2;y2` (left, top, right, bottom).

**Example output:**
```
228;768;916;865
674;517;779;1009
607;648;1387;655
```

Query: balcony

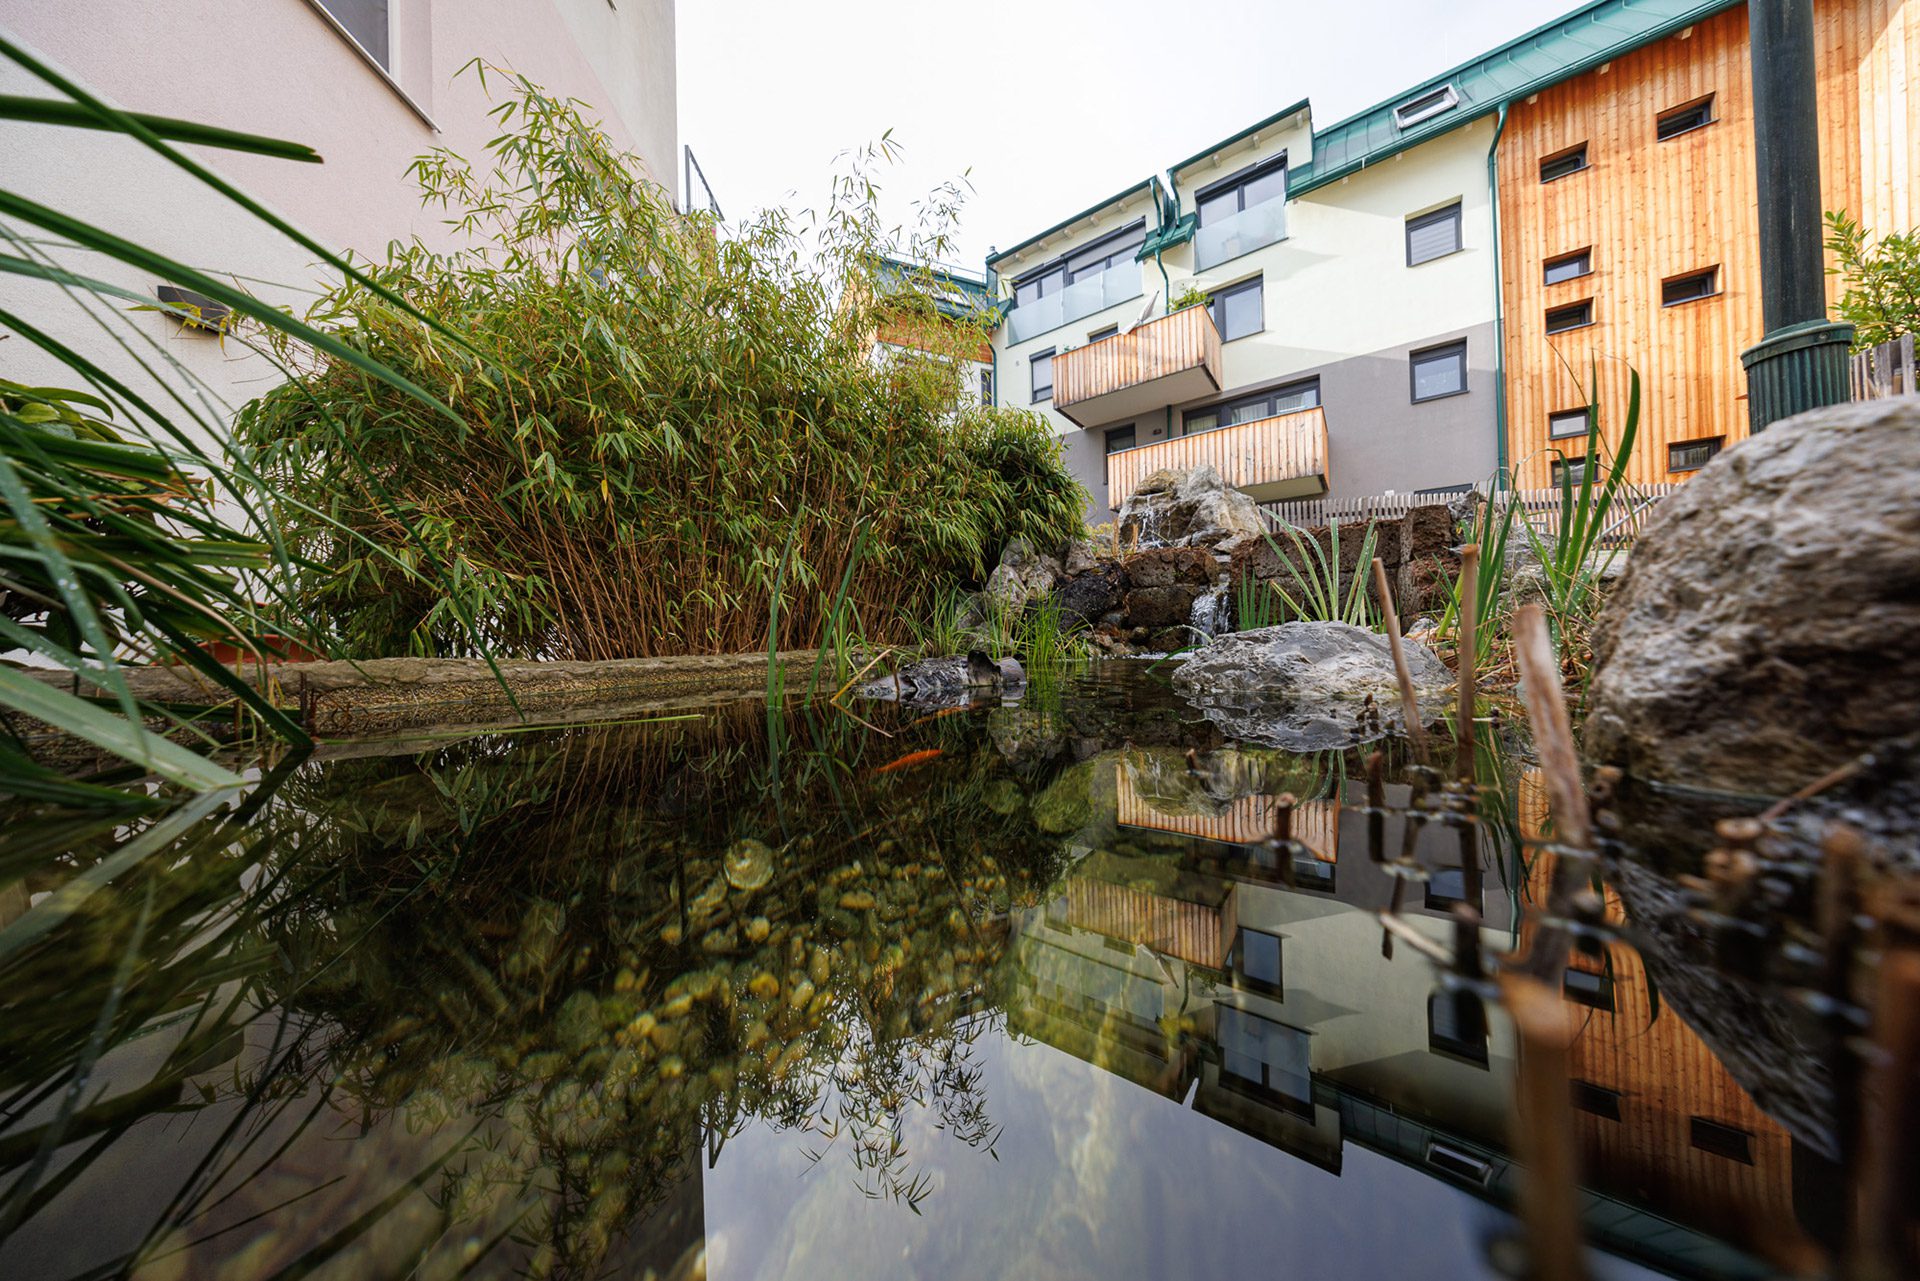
1194;200;1287;271
1107;406;1329;511
1004;260;1142;345
1053;305;1223;428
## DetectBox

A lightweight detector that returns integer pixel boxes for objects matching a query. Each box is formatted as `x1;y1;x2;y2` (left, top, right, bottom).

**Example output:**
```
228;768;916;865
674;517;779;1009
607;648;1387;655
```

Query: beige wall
0;0;676;448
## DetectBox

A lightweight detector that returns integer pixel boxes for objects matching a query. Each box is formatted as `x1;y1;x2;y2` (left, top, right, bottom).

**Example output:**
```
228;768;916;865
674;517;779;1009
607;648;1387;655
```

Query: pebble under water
0;662;1898;1280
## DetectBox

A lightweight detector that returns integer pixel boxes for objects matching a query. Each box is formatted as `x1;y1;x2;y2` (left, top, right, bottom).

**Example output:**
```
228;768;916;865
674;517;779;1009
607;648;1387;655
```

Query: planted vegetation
238;70;1083;662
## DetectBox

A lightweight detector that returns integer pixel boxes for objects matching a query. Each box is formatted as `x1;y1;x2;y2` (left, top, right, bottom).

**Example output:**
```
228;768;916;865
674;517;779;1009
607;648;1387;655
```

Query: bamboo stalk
1371;556;1428;765
1456;543;1480;780
1503;975;1589;1281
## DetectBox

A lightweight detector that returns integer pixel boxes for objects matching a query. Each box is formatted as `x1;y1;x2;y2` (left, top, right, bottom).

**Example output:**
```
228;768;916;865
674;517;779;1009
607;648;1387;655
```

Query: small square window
1540;144;1589;182
1544;249;1592;285
1563;965;1614;1010
1425;865;1475;911
1572;1080;1623;1121
1210;277;1264;342
1410;340;1468;402
1690;1117;1755;1164
1663;268;1720;306
1548;408;1590;440
1234;927;1284;994
1394;84;1460;129
1406;202;1464;266
1551;456;1592;489
1292;856;1336;892
1545;300;1595;334
1428;989;1489;1066
1657;95;1716;141
1104;425;1135;454
1669;436;1723;472
1089;325;1119;343
1030;349;1054;402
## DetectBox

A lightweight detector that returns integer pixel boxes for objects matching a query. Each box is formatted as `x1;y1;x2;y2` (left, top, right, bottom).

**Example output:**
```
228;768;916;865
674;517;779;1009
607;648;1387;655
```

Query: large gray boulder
1584;399;1920;797
983;538;1063;615
1117;464;1264;550
1170;621;1452;750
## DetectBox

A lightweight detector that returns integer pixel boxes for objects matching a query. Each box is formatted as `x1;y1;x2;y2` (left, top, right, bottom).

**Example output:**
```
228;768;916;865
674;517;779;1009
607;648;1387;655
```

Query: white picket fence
1262;481;1679;545
1850;334;1918;400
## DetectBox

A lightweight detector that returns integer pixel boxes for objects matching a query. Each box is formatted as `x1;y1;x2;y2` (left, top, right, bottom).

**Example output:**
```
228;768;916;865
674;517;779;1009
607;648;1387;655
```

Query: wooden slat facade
1498;0;1920;490
1062;878;1226;970
1106;407;1330;512
1054;305;1222;415
1114;767;1340;861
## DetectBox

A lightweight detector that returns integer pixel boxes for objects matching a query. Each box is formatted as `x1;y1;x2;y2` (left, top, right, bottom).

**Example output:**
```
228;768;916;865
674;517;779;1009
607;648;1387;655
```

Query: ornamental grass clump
238;68;1082;661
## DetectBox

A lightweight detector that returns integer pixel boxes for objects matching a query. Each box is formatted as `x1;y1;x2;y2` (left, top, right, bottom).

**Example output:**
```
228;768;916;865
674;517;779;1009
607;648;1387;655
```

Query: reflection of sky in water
704;1026;1662;1281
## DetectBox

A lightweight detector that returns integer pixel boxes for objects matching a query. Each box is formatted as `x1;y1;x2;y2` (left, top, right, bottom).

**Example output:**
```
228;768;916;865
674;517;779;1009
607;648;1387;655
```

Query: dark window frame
1104;424;1136;454
1551;455;1592;489
1662;267;1721;307
1572;1080;1624;1121
1194;155;1289;228
1563;965;1615;1011
1545;300;1595;334
1409;340;1469;403
1427;988;1490;1067
1208;276;1265;342
1182;377;1321;435
1548;408;1591;441
1393;84;1460;129
1406;201;1465;267
1424;864;1477;913
1232;927;1285;997
1668;436;1724;472
1539;143;1590;183
1656;94;1717;142
1216;1004;1315;1117
1009;219;1149;307
1029;348;1055;403
1690;1117;1755;1164
1544;248;1593;285
1088;324;1119;343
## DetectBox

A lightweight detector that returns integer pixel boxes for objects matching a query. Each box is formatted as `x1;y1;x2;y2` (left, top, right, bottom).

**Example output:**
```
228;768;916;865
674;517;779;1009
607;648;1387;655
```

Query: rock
1169;621;1453;751
983;538;1062;615
1510;549;1629;608
1124;585;1202;629
1051;565;1128;627
1584;399;1920;796
1116;465;1265;550
1122;546;1215;589
1062;539;1115;578
858;653;1026;704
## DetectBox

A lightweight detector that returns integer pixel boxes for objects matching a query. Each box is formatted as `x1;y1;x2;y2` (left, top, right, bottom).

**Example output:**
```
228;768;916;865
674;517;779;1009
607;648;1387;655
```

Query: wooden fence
1850;334;1917;400
1261;481;1679;545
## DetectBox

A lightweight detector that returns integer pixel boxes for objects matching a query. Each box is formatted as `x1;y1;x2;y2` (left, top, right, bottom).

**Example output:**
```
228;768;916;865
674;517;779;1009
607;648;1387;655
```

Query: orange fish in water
873;748;943;775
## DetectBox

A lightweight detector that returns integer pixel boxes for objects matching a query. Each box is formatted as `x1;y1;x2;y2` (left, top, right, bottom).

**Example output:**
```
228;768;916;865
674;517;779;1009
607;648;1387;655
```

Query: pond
0;662;1860;1280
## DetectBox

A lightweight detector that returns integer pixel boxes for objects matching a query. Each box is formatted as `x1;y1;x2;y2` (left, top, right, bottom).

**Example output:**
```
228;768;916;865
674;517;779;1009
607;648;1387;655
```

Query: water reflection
0;666;1858;1279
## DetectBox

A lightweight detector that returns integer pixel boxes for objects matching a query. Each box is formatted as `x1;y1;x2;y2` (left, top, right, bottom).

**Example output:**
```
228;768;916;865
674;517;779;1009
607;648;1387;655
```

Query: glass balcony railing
1194;200;1288;271
1005;260;1142;345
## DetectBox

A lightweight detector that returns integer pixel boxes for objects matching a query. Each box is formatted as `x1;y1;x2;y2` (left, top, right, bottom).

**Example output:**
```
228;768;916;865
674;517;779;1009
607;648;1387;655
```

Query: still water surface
0;663;1842;1279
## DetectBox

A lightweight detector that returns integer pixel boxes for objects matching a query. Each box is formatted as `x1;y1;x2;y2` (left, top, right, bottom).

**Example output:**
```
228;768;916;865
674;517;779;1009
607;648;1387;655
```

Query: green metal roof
1167;97;1311;187
1289;0;1740;196
986;177;1164;268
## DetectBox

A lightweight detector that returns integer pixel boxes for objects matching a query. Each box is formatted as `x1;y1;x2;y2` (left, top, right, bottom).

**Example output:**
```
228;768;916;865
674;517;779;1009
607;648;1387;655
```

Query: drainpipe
985;261;1000;408
1487;104;1510;490
1740;0;1853;429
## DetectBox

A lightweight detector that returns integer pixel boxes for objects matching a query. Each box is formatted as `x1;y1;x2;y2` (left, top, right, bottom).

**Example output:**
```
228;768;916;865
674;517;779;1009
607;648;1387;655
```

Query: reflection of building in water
613;1155;707;1281
1006;755;1807;1278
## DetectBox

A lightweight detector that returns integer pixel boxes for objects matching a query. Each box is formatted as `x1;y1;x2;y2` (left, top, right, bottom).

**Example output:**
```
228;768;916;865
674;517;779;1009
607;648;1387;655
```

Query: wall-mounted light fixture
155;284;232;334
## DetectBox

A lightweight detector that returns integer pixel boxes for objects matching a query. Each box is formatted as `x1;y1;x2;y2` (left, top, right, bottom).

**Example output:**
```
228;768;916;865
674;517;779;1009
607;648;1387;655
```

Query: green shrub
238;70;1083;661
1826;209;1920;350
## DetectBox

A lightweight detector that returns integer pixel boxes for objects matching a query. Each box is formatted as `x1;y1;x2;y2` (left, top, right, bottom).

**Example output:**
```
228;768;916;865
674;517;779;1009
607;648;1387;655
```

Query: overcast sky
678;0;1579;269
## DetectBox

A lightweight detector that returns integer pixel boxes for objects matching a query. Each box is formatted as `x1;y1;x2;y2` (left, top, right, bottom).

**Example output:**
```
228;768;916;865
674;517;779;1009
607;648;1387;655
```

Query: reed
1369;556;1428;764
1256;516;1380;628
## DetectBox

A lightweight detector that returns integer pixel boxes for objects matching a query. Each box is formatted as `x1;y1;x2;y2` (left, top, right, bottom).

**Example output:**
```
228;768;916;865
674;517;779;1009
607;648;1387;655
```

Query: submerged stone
724;838;775;891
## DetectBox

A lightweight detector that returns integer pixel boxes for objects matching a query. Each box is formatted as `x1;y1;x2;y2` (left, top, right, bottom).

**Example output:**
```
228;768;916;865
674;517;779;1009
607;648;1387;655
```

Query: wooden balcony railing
1107;406;1330;511
1053;305;1223;428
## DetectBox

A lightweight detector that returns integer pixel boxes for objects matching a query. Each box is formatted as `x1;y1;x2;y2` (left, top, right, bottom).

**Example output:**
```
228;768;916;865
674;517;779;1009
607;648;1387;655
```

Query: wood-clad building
1499;0;1920;489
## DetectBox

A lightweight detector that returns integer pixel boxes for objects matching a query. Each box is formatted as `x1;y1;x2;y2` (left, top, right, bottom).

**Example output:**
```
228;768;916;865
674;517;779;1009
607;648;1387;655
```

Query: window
316;0;391;68
1209;277;1264;342
1011;222;1147;309
1234;928;1284;995
1425;1141;1494;1185
1393;84;1460;129
1030;349;1054;403
1428;989;1489;1065
1690;1117;1755;1164
1545;300;1595;334
1088;325;1118;343
1552;456;1591;489
1425;865;1475;911
1183;379;1320;435
1548;408;1591;440
1014;266;1064;310
1544;249;1592;285
1669;436;1723;472
1104;425;1135;454
979;368;994;406
1657;95;1716;141
1406;202;1464;266
1217;1006;1312;1111
1572;1080;1623;1121
1292;855;1335;892
1539;144;1590;182
1663;267;1720;306
1563;965;1615;1010
1410;340;1467;402
1195;159;1288;228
